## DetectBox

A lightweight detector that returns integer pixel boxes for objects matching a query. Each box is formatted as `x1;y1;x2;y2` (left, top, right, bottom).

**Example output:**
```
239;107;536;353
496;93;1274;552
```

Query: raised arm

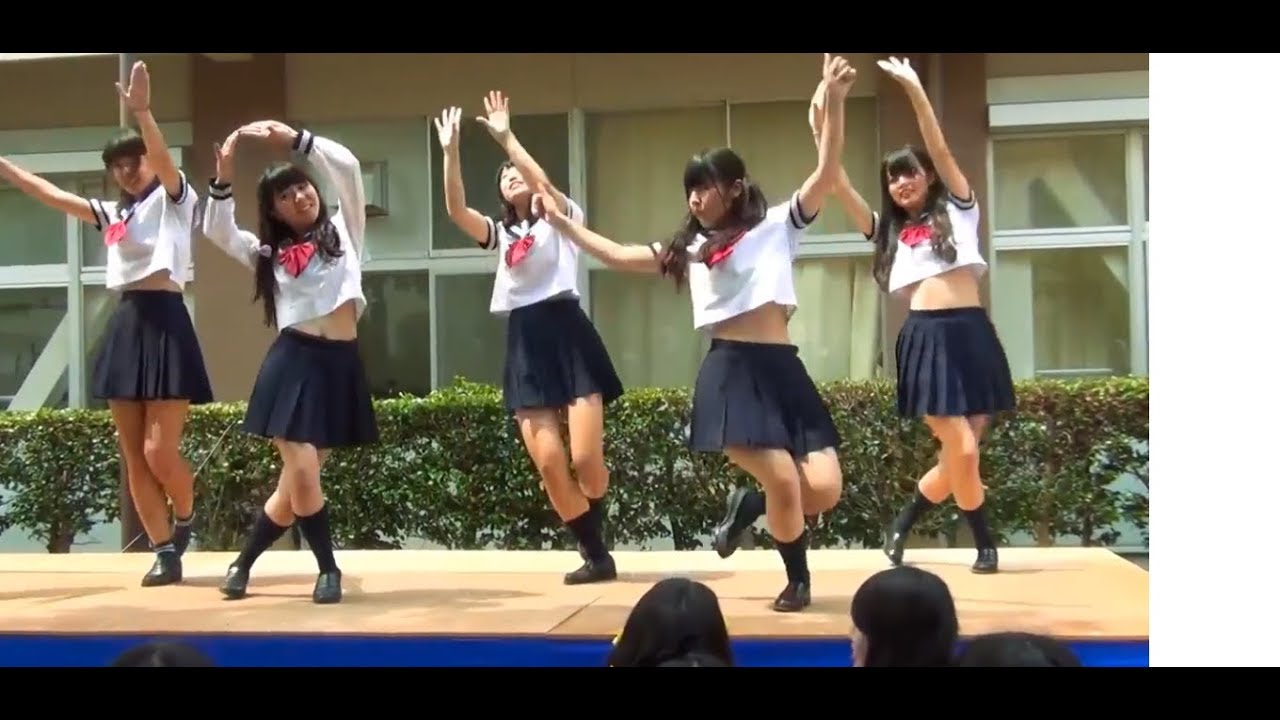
201;131;264;269
807;80;875;237
793;54;857;222
476;91;572;217
0;155;97;225
879;56;971;202
535;185;662;274
434;107;495;249
117;60;185;202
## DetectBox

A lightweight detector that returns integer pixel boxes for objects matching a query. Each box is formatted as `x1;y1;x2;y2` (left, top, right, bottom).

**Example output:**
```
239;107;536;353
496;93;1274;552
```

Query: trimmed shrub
0;377;1148;553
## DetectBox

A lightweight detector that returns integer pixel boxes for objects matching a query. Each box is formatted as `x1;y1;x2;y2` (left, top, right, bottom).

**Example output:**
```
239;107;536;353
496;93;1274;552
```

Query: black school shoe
564;555;617;585
313;570;342;604
141;552;182;587
772;581;811;612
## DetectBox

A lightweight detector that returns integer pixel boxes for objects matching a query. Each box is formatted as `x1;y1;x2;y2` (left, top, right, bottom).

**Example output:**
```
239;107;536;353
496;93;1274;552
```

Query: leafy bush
0;377;1149;553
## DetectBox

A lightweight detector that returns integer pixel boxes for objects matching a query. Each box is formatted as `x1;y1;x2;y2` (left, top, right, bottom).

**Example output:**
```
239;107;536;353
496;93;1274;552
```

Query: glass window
358;271;432;398
0;184;70;266
435;273;506;388
728;97;880;237
0;287;68;409
585;106;726;388
992;134;1129;231
992;247;1131;378
791;256;882;382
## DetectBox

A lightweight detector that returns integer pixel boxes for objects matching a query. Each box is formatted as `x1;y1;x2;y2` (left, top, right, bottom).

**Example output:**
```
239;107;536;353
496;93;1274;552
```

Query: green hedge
0;377;1149;554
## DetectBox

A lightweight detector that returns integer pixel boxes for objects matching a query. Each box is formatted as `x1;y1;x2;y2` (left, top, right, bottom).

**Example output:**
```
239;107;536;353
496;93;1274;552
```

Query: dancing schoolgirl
535;54;857;611
201;120;378;604
433;95;623;585
0;60;212;587
858;57;1016;574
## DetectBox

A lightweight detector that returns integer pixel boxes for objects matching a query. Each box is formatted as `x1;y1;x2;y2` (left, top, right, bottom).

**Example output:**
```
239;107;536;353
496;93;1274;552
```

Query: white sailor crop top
88;172;198;290
202;129;368;330
483;195;586;316
664;191;815;332
878;191;987;296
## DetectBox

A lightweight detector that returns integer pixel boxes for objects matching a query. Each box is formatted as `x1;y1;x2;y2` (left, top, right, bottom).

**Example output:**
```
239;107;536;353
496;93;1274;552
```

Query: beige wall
0;53;190;130
0;52;1142;401
285;53;882;122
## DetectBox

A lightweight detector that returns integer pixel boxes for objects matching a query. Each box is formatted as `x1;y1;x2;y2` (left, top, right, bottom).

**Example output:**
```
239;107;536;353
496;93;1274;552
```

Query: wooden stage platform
0;547;1148;642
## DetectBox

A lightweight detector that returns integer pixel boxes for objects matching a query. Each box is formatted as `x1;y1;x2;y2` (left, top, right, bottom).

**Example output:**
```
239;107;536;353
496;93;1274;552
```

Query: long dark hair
494;160;524;231
101;128;155;212
658;147;768;289
851;565;959;667
870;145;958;291
252;162;345;328
607;578;734;667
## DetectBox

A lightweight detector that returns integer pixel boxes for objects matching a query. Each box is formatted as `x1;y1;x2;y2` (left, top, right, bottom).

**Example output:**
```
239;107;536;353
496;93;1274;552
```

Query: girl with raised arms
202;120;378;604
825;57;1016;574
0;61;211;587
434;93;623;585
535;54;857;612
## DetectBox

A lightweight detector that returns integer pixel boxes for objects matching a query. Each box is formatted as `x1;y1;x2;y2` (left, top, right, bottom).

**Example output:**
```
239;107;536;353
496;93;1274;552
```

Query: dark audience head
657;651;730;667
608;577;734;667
850;565;959;667
110;640;216;667
953;632;1083;667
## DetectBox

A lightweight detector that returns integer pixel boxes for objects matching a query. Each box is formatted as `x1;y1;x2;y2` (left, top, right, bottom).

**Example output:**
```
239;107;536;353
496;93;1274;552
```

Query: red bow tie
279;241;316;277
899;224;932;248
505;234;535;268
704;229;747;268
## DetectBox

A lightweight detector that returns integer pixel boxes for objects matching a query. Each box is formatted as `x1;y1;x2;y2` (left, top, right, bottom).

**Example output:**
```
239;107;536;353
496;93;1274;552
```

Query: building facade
0;52;1149;411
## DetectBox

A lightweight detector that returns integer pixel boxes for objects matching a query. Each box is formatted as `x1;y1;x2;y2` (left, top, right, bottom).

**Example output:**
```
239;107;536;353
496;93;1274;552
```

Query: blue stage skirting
0;633;1148;667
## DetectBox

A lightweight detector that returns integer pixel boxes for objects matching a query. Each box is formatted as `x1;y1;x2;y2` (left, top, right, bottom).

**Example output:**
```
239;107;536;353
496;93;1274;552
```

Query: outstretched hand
116;60;150;113
476;91;511;141
877;56;921;88
822;53;857;99
434;106;463;149
533;183;567;229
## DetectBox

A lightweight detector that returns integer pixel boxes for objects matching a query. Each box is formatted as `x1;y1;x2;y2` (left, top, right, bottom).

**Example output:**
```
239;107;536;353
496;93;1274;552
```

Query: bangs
102;131;146;166
261;163;312;195
682;155;718;195
884;147;925;179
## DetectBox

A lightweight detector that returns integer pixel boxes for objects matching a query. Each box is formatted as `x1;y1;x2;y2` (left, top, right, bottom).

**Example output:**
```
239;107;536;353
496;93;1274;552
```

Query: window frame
986;126;1149;378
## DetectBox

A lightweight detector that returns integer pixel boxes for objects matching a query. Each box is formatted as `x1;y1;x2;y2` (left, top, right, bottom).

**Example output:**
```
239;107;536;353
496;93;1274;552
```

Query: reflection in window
435;274;506;389
0;287;68;409
992;134;1128;231
993;247;1131;378
359;271;431;398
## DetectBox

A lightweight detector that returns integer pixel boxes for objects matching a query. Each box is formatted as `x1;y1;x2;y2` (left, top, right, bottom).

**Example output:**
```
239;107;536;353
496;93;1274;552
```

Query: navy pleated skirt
91;289;214;405
895;306;1017;418
242;328;379;449
503;296;624;413
689;339;840;459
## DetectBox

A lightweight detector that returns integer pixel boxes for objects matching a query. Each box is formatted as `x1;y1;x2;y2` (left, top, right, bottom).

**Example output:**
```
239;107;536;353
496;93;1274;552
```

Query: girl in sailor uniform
0;61;212;588
434;94;624;586
202;120;378;604
834;57;1016;574
536;54;857;612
